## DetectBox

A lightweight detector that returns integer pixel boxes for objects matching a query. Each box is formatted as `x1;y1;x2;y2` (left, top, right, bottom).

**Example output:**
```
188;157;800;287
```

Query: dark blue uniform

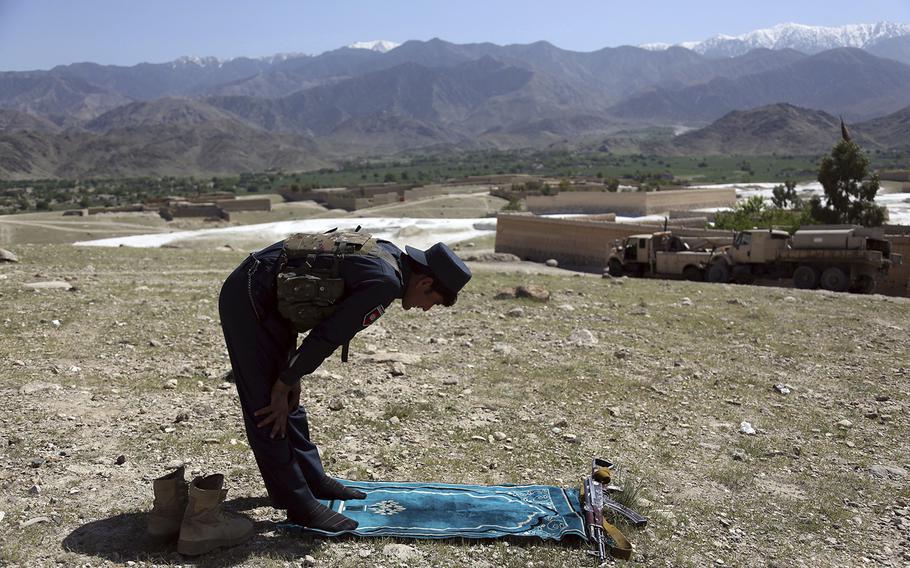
218;239;407;516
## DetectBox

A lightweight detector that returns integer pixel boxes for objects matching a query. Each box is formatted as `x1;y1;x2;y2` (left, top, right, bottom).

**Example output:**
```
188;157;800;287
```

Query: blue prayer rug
281;480;587;541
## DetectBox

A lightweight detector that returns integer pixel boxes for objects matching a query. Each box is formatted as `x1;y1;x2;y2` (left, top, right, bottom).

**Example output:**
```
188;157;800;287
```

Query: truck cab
728;229;790;264
621;234;652;265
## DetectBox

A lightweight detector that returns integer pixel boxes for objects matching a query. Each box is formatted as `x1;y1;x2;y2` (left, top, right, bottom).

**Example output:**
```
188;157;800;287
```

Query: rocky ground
0;243;909;567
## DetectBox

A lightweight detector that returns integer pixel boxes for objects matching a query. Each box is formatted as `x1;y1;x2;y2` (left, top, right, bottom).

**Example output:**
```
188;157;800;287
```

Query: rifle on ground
581;458;646;562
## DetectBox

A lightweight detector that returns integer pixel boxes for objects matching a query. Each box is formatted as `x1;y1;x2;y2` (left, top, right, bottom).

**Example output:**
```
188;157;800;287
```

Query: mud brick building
525;187;736;216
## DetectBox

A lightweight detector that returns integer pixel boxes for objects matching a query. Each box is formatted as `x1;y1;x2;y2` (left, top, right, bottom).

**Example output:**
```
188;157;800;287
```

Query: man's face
402;275;446;311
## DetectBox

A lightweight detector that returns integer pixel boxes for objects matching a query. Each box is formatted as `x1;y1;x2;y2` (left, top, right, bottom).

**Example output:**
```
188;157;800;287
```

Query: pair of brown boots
146;467;254;556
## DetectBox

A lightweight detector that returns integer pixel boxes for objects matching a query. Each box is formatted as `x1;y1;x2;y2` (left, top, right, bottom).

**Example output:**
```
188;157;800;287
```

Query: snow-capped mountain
171;55;227;68
644;22;910;58
347;40;401;53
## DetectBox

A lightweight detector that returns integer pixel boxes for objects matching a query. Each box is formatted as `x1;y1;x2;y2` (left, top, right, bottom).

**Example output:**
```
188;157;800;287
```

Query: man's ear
417;275;435;291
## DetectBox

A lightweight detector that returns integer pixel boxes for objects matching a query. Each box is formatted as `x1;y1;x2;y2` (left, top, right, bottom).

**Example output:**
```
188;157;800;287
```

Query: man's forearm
278;332;339;385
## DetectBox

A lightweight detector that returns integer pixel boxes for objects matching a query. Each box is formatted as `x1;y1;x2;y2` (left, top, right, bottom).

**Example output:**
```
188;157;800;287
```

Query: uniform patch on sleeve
362;304;386;327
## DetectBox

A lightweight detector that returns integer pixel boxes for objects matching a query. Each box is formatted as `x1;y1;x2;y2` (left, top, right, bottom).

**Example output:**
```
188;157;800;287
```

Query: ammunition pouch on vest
276;229;399;335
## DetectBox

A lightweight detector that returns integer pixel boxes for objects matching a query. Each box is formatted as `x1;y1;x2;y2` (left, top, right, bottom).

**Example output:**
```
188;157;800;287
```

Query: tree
812;140;887;226
771;179;800;209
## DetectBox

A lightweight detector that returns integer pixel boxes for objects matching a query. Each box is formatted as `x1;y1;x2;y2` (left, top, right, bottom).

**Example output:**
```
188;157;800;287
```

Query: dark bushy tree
771;179;800;209
812;140;887;226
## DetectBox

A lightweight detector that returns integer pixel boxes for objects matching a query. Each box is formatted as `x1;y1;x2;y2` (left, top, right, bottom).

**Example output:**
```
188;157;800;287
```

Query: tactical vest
276;228;400;339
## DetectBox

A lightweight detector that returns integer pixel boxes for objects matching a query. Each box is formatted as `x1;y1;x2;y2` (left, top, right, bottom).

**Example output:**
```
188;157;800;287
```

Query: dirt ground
0;236;908;567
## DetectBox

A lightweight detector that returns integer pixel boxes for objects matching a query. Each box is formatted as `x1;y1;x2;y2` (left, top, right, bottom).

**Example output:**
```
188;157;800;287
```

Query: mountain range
2;22;910;179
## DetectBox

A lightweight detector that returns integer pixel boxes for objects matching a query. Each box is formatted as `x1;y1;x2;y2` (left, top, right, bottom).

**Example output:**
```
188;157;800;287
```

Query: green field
4;149;909;215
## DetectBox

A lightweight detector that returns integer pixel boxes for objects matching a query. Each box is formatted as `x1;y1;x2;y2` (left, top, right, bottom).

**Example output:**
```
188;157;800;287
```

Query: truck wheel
682;265;703;282
607;258;624;277
852;275;876;294
793;265;819;289
706;262;730;284
820;267;849;292
731;265;755;285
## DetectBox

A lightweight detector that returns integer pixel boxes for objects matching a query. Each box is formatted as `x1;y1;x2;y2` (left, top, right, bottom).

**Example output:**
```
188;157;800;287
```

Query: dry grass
0;243;908;567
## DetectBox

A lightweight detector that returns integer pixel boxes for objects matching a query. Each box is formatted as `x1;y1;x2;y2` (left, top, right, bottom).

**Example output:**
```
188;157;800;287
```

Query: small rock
773;384;791;395
516;285;550;302
494;287;518;300
506;307;524;318
568;329;598;346
149;339;162;348
558;303;575;311
553;418;568;427
163;379;178;390
870;464;908;480
613;349;630;360
442;377;459;386
783;296;796;302
740;421;756;435
328;398;345;411
492;343;517;356
383;543;419;562
493;431;507;441
836;419;853;430
563;433;578;443
731;449;748;461
875;394;890;402
174;412;190;423
389;361;406;376
680;297;693;306
545;259;558;267
389;416;401;425
19;516;50;528
28;484;41;495
203;438;219;445
218;382;232;390
23;281;72;291
470;435;487;442
115;454;126;465
303;554;316;566
358;548;372;558
19;382;62;395
51;319;61;327
607;407;620;417
0;248;19;263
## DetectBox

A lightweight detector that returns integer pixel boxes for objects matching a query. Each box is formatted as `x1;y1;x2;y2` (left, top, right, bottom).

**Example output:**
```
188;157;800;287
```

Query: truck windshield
734;233;752;247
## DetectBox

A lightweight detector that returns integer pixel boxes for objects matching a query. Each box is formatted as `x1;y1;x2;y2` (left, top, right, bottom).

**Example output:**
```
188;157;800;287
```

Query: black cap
405;242;472;305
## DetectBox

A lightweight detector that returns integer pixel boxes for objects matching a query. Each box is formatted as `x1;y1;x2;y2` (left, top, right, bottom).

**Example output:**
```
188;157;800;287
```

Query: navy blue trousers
219;254;328;514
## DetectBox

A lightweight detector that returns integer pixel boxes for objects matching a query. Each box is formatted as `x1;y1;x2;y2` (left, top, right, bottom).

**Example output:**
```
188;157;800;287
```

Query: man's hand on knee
254;380;295;439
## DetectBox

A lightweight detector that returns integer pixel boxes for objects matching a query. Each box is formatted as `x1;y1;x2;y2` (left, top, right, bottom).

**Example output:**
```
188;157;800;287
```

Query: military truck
607;232;720;281
704;225;901;293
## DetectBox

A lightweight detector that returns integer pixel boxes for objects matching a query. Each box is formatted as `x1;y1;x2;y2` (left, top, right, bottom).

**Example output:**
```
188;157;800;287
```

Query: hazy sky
1;0;909;71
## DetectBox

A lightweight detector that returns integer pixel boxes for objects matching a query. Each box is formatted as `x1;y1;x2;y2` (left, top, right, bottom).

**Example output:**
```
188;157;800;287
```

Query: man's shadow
61;497;320;566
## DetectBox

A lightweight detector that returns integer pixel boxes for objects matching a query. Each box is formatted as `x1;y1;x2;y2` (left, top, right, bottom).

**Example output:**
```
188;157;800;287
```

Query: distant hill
0;109;60;133
4;33;910;178
608;48;910;123
643;102;910;156
0;102;328;179
855;105;910;149
0;72;130;122
647;103;862;155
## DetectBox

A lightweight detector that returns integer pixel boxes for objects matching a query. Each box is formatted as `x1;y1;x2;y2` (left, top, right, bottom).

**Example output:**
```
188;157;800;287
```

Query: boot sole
177;526;254;556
